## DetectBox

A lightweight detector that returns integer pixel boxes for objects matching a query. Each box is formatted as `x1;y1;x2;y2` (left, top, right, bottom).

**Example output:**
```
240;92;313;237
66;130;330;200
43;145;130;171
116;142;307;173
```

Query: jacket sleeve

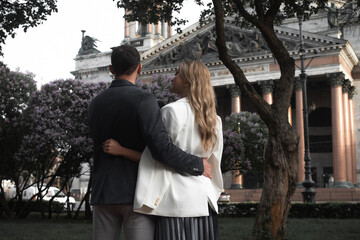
136;93;204;175
208;117;224;197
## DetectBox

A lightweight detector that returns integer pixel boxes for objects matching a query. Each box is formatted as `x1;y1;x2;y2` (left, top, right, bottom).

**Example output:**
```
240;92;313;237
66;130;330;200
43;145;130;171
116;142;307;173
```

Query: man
88;45;212;240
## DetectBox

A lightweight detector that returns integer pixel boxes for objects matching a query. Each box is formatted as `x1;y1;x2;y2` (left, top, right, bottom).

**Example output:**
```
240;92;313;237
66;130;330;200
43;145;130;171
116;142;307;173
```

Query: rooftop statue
77;30;100;56
325;2;339;28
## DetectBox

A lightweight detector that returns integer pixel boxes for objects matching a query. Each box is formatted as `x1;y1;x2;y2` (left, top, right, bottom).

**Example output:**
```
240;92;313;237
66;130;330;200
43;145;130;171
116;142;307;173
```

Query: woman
103;60;223;240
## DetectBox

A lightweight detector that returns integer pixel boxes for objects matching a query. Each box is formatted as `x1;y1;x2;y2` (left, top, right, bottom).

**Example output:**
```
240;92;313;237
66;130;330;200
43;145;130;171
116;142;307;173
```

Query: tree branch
212;0;275;127
265;0;282;24
254;0;265;19
233;0;261;26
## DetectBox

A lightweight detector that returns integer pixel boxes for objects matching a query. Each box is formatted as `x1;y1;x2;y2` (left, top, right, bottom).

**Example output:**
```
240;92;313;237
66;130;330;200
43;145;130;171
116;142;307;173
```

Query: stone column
147;24;152;35
260;80;273;105
229;84;242;189
124;11;130;39
230;85;241;113
168;24;173;37
295;78;305;186
125;21;130;38
155;23;161;35
342;80;352;186
288;106;293;126
328;73;348;187
161;21;168;38
348;86;358;185
129;22;136;38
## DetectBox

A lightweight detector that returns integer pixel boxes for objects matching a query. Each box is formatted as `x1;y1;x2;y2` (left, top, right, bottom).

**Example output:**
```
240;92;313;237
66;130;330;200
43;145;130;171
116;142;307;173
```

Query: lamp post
298;14;316;203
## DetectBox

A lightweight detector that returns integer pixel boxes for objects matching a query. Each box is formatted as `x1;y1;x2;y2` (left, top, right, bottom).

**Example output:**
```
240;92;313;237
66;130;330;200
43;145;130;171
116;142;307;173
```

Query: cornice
71;66;110;76
74;51;111;60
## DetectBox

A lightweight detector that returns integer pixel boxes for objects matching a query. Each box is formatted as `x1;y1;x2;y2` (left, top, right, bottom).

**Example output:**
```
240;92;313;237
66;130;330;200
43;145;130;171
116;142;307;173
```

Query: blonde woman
103;60;223;239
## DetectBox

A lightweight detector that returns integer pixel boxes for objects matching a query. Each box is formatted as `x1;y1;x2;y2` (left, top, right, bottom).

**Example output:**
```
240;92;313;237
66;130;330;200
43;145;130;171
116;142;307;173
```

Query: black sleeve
137;93;204;175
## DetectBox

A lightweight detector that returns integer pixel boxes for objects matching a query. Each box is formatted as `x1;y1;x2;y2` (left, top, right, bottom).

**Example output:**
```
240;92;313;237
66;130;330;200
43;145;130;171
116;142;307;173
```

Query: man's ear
109;65;115;75
137;64;142;75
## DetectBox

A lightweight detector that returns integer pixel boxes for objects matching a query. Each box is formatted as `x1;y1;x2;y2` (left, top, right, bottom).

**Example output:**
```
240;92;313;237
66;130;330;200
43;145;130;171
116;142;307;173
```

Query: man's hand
202;158;212;179
103;138;123;156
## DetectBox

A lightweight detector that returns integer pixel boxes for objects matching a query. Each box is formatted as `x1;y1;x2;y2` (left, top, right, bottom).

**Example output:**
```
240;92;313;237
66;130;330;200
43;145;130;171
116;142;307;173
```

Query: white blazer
133;98;223;217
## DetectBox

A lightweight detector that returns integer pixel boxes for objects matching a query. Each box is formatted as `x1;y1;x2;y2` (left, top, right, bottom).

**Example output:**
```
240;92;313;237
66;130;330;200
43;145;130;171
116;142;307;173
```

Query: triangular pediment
141;18;347;71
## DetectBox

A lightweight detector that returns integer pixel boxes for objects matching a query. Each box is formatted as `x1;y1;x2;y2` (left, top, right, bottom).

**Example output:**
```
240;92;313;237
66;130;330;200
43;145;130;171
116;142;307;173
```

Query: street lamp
297;14;316;203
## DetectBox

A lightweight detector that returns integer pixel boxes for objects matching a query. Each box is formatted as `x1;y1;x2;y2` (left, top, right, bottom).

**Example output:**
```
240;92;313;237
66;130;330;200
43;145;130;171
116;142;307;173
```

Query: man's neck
115;75;136;84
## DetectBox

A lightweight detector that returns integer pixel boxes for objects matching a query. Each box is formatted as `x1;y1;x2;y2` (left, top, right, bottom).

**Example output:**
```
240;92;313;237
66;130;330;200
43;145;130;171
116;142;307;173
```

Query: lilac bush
0;62;37;189
222;112;268;174
0;62;38;217
15;79;108;198
137;74;179;107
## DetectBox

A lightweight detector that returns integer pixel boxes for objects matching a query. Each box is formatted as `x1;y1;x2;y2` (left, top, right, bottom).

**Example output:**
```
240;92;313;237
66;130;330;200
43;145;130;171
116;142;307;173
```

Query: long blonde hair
178;60;218;152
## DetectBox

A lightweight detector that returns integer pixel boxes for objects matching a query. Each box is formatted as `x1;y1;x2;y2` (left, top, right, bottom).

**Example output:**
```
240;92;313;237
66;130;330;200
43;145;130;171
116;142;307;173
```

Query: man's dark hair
111;45;140;76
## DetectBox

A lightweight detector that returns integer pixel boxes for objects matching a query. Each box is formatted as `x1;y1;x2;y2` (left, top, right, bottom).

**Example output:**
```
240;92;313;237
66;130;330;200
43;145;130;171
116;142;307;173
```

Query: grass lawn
218;217;360;240
1;213;360;240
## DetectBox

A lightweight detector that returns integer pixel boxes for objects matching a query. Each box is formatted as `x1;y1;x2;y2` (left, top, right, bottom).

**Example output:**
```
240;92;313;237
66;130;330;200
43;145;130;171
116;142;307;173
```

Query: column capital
326;72;345;87
227;84;241;97
342;79;351;94
295;77;302;91
348;85;356;99
258;80;274;94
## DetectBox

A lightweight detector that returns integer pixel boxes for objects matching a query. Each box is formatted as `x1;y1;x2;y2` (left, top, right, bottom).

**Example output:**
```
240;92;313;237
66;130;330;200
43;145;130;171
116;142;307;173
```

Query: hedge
218;202;360;218
2;200;65;218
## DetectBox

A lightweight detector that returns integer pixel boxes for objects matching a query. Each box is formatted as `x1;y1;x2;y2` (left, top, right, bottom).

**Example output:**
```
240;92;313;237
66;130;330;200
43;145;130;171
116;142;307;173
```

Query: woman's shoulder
216;115;222;125
161;98;189;113
161;98;191;123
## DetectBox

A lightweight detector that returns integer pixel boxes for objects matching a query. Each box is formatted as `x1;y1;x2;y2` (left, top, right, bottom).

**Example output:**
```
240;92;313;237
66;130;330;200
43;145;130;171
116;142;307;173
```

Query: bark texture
253;125;298;239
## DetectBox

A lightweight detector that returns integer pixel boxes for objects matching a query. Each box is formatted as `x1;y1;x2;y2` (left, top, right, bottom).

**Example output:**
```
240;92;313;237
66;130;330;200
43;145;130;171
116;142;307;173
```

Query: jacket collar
109;79;135;88
177;97;189;103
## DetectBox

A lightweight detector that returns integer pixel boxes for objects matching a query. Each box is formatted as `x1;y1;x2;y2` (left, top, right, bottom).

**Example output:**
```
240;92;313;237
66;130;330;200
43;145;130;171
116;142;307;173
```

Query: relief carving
146;25;307;68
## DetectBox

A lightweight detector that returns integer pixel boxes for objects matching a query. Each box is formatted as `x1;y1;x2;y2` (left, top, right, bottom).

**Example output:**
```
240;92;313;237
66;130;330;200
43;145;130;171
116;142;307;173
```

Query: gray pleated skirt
155;206;219;240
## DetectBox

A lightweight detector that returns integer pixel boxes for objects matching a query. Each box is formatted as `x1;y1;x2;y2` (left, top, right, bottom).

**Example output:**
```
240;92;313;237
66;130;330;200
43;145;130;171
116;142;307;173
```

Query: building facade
72;2;360;191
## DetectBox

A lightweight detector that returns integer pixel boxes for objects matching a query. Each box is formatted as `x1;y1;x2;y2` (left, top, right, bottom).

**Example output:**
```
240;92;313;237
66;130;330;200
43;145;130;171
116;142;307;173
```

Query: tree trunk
211;1;299;239
47;199;53;219
84;169;92;220
73;164;92;220
253;123;298;239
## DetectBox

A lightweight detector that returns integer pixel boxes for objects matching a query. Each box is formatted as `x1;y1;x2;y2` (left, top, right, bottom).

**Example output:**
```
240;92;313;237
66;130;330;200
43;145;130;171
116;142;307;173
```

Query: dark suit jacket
88;79;203;204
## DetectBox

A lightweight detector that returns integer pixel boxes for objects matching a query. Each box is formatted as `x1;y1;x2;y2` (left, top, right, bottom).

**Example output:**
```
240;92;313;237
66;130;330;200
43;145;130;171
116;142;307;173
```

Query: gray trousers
93;204;155;240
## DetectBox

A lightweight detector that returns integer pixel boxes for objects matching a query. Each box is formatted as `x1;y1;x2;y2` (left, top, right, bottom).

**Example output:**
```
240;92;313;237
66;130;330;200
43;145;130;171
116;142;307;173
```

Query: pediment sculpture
145;25;302;68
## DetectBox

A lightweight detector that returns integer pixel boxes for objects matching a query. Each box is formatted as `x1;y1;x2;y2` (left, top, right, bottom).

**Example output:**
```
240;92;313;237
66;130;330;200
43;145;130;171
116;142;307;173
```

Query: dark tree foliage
16;79;108;195
1;78;107;218
0;0;58;54
0;62;37;218
0;62;37;189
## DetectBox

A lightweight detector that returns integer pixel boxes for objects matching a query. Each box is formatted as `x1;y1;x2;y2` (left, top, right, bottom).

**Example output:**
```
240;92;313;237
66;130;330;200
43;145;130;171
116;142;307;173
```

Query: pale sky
1;0;207;88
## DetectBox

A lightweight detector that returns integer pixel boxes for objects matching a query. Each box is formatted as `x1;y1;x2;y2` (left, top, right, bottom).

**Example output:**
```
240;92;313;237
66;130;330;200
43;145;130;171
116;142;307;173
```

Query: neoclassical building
72;2;360;191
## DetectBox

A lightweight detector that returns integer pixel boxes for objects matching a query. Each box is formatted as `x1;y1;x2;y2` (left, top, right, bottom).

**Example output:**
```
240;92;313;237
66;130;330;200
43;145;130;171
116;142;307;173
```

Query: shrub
218;202;360;219
3;200;64;218
222;112;268;173
137;74;179;107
